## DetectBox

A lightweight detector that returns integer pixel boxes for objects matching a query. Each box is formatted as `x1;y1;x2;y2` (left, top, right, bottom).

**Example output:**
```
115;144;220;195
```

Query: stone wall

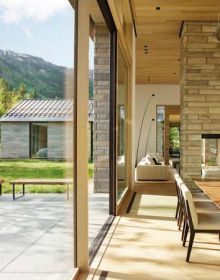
0;121;91;161
0;122;29;158
93;24;110;193
48;123;65;159
180;21;220;188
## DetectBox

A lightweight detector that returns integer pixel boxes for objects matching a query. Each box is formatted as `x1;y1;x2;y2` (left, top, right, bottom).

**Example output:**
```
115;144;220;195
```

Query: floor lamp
144;118;155;156
135;94;155;167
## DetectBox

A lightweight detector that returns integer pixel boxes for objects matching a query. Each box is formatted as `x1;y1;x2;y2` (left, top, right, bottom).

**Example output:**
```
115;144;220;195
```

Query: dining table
193;178;220;208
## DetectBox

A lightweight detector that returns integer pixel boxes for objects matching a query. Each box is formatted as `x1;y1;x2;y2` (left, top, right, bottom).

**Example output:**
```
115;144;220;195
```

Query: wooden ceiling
132;0;220;84
90;0;105;23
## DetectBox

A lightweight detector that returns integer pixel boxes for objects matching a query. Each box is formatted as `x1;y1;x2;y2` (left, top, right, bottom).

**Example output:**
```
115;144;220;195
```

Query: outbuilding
0;99;94;160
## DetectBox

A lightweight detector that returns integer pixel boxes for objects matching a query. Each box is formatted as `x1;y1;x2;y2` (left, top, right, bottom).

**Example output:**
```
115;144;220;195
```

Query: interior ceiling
133;0;220;84
90;0;105;23
169;114;180;124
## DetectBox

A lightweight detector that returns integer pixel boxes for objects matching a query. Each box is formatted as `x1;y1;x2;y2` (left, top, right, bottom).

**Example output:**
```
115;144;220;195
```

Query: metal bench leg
13;184;15;200
13;184;25;200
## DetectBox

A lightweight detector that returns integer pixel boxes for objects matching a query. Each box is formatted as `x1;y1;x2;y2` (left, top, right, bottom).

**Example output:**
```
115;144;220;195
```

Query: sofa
117;155;126;181
136;153;171;181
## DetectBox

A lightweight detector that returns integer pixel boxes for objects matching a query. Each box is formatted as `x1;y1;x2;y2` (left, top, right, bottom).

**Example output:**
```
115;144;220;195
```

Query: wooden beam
74;0;89;272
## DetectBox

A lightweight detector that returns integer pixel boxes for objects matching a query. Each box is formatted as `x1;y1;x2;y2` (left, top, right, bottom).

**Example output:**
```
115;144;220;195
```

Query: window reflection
117;45;128;201
156;106;165;156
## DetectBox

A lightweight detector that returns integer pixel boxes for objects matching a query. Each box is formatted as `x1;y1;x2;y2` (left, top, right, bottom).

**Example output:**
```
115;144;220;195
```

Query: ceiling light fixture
216;14;220;41
144;45;148;54
156;6;160;10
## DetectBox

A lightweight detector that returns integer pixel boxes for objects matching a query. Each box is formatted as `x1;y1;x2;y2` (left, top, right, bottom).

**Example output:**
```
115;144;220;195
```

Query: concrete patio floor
0;192;109;280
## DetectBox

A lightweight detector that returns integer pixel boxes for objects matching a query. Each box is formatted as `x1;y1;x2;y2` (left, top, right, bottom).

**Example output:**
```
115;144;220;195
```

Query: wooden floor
82;194;220;280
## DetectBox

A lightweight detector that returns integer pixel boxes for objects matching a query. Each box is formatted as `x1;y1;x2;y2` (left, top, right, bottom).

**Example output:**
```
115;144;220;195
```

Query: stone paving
0;192;109;280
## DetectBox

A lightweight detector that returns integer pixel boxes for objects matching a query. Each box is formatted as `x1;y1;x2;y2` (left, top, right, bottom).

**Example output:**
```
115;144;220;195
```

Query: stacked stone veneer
1;122;29;158
93;24;110;193
180;22;220;188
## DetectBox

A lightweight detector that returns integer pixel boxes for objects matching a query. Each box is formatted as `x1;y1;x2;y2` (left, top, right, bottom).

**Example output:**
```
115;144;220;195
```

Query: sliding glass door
88;0;117;261
0;1;76;279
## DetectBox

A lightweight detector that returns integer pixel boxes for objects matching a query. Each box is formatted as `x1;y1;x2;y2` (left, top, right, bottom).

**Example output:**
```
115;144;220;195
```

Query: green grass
0;159;94;194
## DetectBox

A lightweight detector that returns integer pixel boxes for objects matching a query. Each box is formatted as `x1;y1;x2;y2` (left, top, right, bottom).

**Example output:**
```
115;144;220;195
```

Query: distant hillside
0;49;93;99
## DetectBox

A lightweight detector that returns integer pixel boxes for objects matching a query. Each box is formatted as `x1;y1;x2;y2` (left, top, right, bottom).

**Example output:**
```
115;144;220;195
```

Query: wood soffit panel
89;0;105;23
133;0;220;84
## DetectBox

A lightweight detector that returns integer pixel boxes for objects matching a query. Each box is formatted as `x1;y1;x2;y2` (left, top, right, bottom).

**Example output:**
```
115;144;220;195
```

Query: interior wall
135;84;180;163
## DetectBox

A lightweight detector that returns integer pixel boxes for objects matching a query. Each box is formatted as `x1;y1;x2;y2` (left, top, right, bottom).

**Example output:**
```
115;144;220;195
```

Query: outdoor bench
10;178;73;200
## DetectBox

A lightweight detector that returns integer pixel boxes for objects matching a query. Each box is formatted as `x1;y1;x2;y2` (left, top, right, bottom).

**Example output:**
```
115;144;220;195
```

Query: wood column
74;0;89;272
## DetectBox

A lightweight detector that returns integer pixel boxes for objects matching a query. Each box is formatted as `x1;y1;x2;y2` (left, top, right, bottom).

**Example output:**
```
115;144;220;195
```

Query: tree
31;88;37;99
0;78;13;116
169;127;180;149
17;83;27;99
0;78;34;117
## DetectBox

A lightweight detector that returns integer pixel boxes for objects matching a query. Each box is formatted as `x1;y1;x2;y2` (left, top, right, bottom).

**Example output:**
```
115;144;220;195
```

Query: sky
0;0;94;68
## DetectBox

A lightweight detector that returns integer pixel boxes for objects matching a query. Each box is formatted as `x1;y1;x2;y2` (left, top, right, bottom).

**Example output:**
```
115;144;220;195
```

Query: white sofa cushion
136;163;169;181
145;155;155;165
147;153;164;164
140;155;155;165
117;156;125;180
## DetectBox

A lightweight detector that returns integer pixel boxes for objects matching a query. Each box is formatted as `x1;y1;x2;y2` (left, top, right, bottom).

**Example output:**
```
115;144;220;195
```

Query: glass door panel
88;0;112;260
117;45;128;201
0;1;76;278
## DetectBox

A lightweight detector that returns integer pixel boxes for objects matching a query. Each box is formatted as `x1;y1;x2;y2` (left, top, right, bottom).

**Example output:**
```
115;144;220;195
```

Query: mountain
0;49;94;99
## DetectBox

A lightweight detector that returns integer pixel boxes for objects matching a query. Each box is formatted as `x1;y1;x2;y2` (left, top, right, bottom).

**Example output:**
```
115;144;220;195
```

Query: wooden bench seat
10;178;73;200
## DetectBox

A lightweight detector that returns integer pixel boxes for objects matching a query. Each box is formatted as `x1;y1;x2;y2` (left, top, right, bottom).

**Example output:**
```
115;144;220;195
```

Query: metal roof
0;99;94;122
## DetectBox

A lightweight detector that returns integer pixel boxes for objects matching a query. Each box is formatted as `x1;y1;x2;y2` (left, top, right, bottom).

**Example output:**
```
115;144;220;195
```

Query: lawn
0;159;94;193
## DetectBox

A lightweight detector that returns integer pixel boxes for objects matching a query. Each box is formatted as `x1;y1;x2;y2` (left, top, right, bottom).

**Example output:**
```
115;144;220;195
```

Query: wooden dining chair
182;186;220;262
175;176;214;231
175;174;218;226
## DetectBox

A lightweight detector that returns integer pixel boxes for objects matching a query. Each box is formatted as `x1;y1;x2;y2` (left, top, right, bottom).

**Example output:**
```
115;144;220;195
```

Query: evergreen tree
17;83;27;99
0;78;13;116
0;78;34;117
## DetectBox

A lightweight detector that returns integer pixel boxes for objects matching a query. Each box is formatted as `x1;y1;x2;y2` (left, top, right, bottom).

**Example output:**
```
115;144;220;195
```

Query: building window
156;105;165;156
30;123;48;158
